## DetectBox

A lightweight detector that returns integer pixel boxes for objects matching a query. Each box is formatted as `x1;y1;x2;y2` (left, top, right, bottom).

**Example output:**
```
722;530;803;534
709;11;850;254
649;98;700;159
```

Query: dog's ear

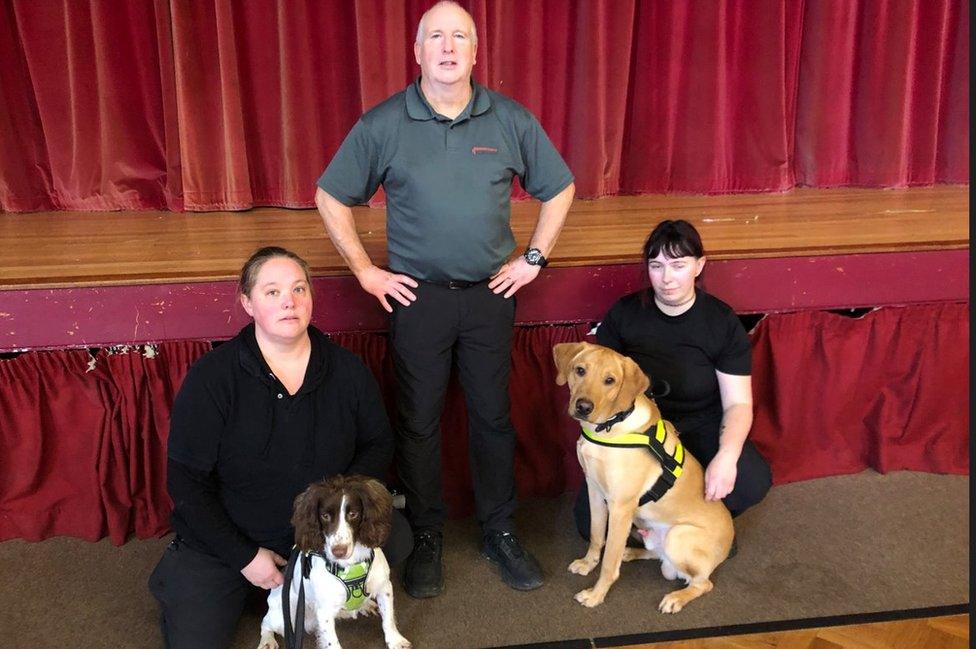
352;476;393;549
553;342;585;385
292;482;328;553
608;354;651;414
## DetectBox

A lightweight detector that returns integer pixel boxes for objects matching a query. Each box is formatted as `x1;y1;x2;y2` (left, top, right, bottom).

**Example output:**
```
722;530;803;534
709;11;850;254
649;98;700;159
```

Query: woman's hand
240;547;288;590
704;448;738;501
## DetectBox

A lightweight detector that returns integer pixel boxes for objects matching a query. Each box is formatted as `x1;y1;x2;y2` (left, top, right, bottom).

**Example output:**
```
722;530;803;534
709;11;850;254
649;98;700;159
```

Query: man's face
414;3;477;88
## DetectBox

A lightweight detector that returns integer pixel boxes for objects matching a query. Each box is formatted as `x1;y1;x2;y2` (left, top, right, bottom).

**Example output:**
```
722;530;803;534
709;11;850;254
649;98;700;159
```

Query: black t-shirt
166;323;393;569
596;289;751;437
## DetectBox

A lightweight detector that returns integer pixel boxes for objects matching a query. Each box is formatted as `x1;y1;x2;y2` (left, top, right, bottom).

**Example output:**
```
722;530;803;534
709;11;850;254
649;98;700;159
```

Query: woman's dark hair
238;246;312;296
641;219;705;262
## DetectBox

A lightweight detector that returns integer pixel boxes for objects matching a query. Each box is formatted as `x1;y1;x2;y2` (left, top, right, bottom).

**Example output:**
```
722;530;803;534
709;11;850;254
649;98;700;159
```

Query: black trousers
391;281;517;533
573;431;772;540
148;510;412;649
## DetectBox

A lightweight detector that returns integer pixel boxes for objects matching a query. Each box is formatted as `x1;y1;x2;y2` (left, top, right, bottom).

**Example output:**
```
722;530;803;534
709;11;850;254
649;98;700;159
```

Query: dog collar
593;404;636;432
581;420;685;504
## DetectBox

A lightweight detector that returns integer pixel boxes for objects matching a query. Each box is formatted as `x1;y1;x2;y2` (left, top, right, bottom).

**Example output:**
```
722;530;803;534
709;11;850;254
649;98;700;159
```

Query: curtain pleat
0;349;114;541
99;342;211;539
1;0;968;212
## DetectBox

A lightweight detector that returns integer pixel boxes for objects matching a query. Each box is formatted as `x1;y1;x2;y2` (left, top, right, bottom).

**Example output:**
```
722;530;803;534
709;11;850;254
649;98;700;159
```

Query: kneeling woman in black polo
149;246;411;649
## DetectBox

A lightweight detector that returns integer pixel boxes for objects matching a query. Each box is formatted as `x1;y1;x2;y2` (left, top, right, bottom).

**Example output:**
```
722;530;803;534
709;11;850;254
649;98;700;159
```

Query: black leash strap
282;548;308;649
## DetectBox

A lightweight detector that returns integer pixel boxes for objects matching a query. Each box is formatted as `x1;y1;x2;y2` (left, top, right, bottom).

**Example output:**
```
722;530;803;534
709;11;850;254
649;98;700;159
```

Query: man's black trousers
391;281;518;534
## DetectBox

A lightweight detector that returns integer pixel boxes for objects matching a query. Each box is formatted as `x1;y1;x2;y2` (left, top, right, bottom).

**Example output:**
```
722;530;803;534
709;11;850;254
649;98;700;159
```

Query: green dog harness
323;551;373;611
281;547;375;649
581;419;685;504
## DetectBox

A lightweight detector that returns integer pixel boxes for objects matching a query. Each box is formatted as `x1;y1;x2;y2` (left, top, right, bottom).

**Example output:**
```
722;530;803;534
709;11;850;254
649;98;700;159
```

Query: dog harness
321;550;373;611
282;548;374;649
581;419;685;504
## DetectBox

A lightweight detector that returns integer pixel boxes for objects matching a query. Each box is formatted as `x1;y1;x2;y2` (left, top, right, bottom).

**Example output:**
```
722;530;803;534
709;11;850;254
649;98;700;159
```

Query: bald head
416;1;478;45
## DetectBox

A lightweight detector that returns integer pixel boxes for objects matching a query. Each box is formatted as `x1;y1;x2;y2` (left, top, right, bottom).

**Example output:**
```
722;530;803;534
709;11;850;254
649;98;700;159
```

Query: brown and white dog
554;342;734;612
258;475;410;649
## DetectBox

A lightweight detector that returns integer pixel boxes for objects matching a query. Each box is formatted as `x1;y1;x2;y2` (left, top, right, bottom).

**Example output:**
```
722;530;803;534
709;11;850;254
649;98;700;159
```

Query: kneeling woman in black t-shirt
149;246;411;649
575;220;772;539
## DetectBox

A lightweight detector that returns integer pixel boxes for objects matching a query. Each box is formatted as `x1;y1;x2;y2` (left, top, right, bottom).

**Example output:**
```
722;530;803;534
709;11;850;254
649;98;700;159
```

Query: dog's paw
385;634;412;649
574;587;605;608
658;591;686;614
357;598;379;617
568;557;598;575
621;548;655;562
256;633;278;649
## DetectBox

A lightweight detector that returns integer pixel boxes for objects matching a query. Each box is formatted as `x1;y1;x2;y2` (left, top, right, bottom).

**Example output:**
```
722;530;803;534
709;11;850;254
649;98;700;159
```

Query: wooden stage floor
0;186;969;351
0;187;968;289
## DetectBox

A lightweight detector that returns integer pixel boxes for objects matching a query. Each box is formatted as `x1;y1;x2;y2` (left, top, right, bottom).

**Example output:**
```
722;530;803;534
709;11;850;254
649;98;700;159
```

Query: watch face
525;249;542;264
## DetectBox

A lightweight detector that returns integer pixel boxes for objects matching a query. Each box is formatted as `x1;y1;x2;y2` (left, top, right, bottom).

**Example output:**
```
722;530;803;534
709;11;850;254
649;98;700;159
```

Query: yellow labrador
554;342;733;612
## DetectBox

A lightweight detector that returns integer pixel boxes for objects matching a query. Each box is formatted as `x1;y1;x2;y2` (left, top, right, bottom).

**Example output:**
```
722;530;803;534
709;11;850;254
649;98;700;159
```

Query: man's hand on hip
356;265;418;312
489;257;541;298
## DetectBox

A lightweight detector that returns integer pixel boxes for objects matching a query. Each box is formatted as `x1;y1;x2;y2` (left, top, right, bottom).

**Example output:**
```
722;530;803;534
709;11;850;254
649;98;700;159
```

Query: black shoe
481;531;544;591
402;530;444;598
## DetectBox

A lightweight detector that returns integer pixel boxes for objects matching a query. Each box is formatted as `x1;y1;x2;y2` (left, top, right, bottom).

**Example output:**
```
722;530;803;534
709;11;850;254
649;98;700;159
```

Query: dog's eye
604;376;616;385
575;366;586;377
347;510;359;520
321;513;332;523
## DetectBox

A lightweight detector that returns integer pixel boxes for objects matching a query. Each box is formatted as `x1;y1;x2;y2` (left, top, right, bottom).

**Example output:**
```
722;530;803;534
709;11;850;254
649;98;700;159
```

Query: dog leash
282;548;311;649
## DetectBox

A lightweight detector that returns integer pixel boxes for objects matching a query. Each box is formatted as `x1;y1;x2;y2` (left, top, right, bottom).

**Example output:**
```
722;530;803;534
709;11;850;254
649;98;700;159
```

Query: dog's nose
331;544;349;559
575;399;593;416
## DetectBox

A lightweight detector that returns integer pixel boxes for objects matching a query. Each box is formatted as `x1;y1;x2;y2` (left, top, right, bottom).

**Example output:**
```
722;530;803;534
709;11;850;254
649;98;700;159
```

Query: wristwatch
523;247;549;268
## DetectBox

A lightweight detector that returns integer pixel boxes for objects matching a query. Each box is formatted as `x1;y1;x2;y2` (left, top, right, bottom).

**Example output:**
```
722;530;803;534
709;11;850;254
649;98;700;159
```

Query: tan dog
554;342;734;612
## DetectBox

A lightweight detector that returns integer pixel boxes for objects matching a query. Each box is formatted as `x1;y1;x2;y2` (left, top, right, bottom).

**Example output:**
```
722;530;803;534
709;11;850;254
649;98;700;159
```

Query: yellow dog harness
581;419;685;504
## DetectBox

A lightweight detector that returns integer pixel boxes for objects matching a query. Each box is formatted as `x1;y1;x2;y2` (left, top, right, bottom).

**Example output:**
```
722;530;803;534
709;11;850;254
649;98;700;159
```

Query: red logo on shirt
471;146;499;155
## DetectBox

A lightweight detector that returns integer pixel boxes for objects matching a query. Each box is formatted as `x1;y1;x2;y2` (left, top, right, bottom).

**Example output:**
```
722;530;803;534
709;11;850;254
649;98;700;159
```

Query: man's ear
609;354;651;412
553;342;585;385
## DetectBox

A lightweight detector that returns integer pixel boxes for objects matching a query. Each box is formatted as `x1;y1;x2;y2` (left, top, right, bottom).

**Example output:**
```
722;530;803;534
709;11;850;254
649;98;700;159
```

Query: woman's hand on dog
704;449;738;502
241;547;288;590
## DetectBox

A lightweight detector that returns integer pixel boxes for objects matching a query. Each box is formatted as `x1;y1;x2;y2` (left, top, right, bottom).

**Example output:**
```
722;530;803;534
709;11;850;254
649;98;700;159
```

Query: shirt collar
406;77;491;124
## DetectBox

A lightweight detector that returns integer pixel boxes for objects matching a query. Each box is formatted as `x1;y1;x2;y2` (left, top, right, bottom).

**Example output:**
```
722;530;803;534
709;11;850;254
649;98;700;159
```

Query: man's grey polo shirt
318;79;574;283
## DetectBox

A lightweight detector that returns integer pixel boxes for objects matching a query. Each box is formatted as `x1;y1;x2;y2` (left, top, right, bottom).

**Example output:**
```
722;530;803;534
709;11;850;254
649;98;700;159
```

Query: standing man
315;1;574;598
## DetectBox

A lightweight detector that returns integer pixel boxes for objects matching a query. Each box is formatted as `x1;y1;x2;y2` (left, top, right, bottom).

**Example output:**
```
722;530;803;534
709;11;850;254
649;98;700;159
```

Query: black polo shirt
166;324;393;569
318;78;574;282
596;289;752;438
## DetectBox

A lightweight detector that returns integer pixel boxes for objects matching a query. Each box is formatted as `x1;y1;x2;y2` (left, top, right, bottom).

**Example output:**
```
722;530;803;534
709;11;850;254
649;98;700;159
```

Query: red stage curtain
0;0;968;212
99;342;211;539
794;0;970;186
0;306;967;543
0;350;114;541
0;0;181;211
749;303;970;485
0;342;209;543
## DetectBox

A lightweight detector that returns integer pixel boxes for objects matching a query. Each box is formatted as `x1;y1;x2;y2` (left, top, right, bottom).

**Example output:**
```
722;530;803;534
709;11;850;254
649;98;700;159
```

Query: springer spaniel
258;475;411;649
